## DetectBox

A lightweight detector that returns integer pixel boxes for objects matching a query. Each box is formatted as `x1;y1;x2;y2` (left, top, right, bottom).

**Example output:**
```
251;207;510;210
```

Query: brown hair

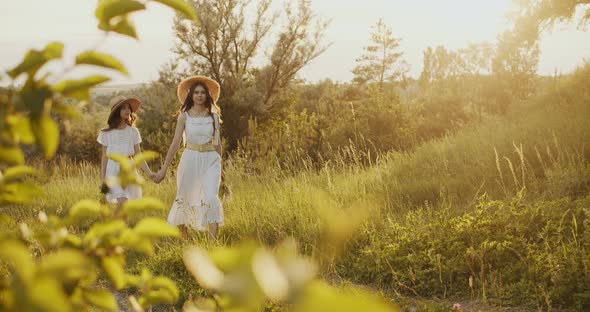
101;102;137;132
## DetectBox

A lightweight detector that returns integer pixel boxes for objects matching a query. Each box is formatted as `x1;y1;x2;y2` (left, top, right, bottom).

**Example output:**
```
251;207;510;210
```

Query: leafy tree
491;30;539;110
352;18;409;85
168;0;329;150
511;0;590;43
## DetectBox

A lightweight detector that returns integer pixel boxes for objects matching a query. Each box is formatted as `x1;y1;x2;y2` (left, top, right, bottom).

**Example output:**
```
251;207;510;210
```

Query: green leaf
7;42;64;78
63;234;83;248
134;218;179;238
121;197;165;217
102;256;126;289
96;0;146;25
31;114;59;158
132;151;159;164
51;75;111;100
120;230;154;254
20;86;52;117
39;249;93;284
29;276;71;312
108;154;132;171
145;276;179;300
111;17;138;38
152;0;196;21
294;282;400;312
0;240;35;282
183;247;224;290
0;145;25;165
68;200;104;224
85;220;127;243
82;288;117;312
2;166;37;183
138;288;178;307
138;275;179;306
0;182;44;205
8;114;36;144
75;51;129;76
52;102;81;119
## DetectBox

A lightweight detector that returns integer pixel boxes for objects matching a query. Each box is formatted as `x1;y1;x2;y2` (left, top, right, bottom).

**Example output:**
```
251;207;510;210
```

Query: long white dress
97;126;143;203
166;112;224;230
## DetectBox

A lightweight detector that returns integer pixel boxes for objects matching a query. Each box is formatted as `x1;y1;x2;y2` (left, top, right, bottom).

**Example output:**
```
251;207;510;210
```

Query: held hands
150;169;166;183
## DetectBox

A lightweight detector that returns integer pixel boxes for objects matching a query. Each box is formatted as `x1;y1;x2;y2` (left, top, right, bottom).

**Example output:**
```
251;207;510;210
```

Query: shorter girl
98;95;154;215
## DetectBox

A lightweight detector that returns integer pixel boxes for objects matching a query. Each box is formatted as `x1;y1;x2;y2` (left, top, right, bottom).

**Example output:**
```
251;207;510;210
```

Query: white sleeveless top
184;112;220;145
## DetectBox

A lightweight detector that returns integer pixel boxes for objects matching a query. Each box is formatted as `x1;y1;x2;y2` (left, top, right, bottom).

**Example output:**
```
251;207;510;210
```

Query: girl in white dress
98;96;154;215
154;76;224;240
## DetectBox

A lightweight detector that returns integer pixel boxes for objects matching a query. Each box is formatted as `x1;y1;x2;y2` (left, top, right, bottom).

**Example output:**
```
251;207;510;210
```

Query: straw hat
177;75;221;104
109;95;141;112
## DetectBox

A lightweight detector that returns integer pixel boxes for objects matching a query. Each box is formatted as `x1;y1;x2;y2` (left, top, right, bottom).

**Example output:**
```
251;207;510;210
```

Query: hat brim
111;98;141;113
177;76;221;104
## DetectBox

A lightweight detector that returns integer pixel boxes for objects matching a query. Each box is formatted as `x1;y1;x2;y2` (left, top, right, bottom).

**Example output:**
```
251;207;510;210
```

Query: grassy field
6;66;590;311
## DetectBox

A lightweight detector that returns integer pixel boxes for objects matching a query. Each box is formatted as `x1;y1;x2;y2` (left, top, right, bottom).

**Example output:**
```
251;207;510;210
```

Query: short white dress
97;126;142;203
167;112;223;230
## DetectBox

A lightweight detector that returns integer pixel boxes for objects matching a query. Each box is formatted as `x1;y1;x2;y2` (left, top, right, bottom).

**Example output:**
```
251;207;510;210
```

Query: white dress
97;126;143;203
167;112;223;230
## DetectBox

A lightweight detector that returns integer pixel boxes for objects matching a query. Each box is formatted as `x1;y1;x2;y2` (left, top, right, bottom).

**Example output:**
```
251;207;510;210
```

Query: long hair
176;81;222;125
101;102;137;132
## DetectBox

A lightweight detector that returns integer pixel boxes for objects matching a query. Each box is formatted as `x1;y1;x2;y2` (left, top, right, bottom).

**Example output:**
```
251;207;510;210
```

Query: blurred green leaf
39;249;93;284
134;218;179;238
183;247;224;290
152;0;197;21
120;230;153;254
29;276;71;312
0;182;44;205
51;75;111;100
68;200;104;223
139;276;179;307
75;51;129;76
2;166;37;183
6;114;36;144
0;240;35;282
209;242;257;271
108;154;132;171
0;146;25;165
96;0;145;25
52;101;81;119
121;197;165;217
7;42;63;78
63;234;83;248
111;17;138;38
20;86;52;117
82;288;117;312
132;151;159;164
294;282;400;312
85;220;127;243
102;256;126;289
31;114;59;158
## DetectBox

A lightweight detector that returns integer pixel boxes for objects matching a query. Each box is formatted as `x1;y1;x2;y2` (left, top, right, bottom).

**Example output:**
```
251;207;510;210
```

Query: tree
418;46;462;88
491;30;540;109
352;18;408;85
511;0;590;43
168;0;329;151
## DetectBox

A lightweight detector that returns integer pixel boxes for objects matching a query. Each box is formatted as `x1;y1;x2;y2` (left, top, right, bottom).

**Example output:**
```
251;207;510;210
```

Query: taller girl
153;76;224;240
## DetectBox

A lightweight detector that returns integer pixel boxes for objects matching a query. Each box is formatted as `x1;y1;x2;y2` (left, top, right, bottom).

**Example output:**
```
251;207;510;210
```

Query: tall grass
7;64;590;309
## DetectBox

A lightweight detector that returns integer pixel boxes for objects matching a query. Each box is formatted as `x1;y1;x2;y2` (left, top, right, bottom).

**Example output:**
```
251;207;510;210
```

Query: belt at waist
185;142;216;152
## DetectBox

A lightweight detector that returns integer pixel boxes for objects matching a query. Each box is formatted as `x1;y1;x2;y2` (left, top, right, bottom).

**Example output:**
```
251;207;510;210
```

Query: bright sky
0;0;588;85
